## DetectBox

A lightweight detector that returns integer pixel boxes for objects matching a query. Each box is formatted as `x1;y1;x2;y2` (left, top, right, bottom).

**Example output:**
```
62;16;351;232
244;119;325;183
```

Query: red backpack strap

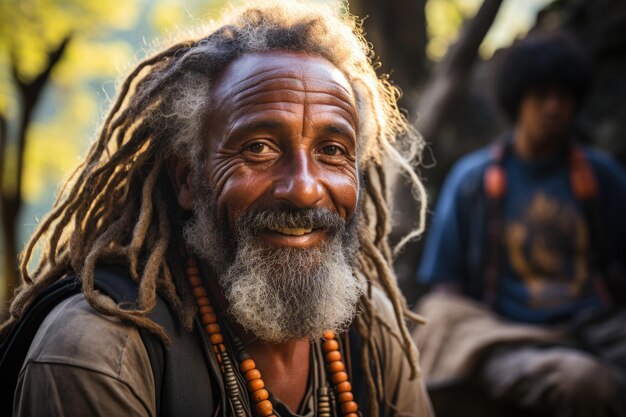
484;143;507;200
569;146;598;200
483;141;508;306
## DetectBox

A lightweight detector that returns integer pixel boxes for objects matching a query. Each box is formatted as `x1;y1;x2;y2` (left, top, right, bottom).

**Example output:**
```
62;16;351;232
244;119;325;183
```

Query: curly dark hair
494;31;592;122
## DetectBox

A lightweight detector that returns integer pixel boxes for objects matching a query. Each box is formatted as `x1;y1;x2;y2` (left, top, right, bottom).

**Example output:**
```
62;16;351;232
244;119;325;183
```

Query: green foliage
0;0;141;81
426;0;481;60
426;0;554;61
0;0;142;207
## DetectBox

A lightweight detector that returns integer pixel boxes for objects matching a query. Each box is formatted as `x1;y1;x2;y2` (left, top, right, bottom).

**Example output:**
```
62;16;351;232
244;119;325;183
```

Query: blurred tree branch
417;0;503;141
1;35;71;304
354;0;429;99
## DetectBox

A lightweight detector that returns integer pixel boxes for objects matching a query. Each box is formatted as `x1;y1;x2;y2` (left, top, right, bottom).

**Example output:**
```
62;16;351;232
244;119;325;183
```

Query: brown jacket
14;288;433;417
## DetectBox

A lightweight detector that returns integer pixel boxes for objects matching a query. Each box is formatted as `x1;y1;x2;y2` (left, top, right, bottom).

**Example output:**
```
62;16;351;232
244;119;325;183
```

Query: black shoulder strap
89;268;166;416
0;269;166;417
0;276;82;417
347;326;370;417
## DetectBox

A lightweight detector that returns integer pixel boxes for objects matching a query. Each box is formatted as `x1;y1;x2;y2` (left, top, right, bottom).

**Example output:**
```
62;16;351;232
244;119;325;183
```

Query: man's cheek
215;176;266;229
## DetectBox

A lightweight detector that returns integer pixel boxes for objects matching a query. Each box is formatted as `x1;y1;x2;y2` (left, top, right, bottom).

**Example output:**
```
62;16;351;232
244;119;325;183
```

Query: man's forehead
211;51;356;107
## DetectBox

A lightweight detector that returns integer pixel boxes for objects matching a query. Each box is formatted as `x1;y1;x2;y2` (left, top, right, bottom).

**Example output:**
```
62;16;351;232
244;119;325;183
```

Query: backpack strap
90;268;223;417
483;140;507;306
347;326;370;417
0;269;170;417
88;268;167;415
0;276;81;417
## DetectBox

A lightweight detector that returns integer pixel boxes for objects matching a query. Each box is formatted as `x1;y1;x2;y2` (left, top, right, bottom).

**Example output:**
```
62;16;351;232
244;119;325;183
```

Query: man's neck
201;264;312;412
513;126;565;160
246;338;311;412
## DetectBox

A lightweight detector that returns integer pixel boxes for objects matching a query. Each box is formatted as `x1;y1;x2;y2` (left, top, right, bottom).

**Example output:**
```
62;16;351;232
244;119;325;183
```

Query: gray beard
183;196;362;343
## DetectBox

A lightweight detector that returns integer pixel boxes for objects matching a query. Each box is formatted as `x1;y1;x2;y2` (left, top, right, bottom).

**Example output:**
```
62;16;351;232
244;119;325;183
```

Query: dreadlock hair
2;1;427;414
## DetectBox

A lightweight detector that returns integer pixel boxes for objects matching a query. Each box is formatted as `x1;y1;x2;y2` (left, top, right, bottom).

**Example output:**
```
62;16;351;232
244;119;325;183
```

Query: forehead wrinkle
225;69;354;101
224;76;356;109
230;86;305;107
222;84;357;129
227;66;301;90
230;89;355;115
301;76;357;125
228;107;301;125
226;75;305;100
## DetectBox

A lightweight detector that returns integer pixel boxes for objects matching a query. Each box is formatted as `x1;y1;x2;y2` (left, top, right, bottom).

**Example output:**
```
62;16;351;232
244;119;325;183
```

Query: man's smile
259;227;326;248
266;226;313;236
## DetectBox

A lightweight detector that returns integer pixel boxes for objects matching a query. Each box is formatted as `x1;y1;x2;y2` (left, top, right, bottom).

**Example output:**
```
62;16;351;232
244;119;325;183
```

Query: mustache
236;208;346;235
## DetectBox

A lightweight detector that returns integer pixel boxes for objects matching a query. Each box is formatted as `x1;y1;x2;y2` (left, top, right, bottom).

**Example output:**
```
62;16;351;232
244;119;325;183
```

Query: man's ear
166;155;195;210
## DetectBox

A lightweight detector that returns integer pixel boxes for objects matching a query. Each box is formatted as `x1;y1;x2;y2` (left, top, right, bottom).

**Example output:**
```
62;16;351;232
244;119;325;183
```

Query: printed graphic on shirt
505;192;589;308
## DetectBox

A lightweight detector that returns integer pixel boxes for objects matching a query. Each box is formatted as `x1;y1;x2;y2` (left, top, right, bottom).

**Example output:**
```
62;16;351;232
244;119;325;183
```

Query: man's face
202;51;359;243
517;85;576;149
177;51;363;342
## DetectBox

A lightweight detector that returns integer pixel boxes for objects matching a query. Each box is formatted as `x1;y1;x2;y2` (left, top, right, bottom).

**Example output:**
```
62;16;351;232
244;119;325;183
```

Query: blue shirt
418;142;626;323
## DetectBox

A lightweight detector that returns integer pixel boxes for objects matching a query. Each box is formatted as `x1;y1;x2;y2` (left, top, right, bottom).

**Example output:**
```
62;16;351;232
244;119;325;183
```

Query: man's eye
246;143;267;153
322;145;341;156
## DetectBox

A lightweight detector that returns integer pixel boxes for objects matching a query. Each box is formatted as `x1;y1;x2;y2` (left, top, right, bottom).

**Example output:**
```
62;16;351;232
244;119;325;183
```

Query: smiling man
0;2;433;417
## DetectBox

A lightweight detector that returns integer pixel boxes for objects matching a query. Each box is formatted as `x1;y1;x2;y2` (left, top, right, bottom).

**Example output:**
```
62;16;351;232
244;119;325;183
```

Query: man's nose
272;153;324;208
543;90;573;114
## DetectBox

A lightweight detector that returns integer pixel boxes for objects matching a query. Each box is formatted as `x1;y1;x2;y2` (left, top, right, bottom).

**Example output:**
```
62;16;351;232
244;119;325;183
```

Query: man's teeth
269;227;313;236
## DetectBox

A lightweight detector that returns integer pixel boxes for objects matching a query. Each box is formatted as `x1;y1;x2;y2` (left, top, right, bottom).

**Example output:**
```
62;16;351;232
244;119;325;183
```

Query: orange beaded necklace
184;254;360;417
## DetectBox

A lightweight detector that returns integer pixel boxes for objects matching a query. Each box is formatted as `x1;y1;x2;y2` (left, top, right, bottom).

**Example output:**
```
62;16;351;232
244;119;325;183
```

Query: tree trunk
353;0;428;108
417;0;504;142
1;36;71;308
391;0;504;295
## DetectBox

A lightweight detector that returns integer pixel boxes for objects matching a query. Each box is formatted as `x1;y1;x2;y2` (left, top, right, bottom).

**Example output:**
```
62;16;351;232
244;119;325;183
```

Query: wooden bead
341;401;359;414
240;359;256;373
255;400;273;416
337;391;353;403
188;275;201;287
199;305;213;315
331;371;348;384
328;360;345;373
201;313;217;325
251;388;269;402
322;330;336;340
341;401;358;413
325;351;341;363
335;381;352;393
248;378;265;391
186;266;199;276
344;413;359;417
322;339;339;352
245;369;261;381
209;333;223;344
192;286;207;298
205;323;221;334
196;296;210;307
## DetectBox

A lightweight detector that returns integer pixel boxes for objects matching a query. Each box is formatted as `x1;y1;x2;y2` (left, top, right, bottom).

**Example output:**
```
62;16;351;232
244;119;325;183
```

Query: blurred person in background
413;32;626;417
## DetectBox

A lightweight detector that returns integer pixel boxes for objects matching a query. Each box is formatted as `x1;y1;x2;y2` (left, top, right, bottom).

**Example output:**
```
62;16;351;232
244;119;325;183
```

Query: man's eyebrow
320;124;356;140
230;120;283;135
